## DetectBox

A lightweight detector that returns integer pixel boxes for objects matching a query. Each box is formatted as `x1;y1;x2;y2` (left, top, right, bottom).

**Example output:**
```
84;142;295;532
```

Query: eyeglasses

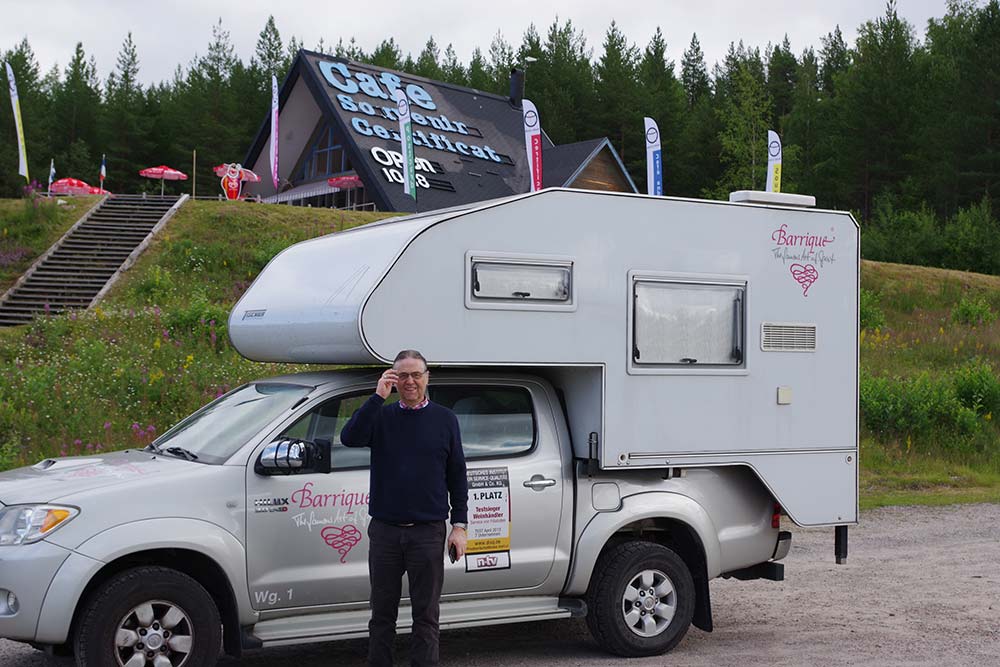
394;371;427;381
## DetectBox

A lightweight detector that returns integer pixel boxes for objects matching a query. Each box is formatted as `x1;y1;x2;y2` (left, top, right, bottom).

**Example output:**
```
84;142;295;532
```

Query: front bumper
0;540;71;641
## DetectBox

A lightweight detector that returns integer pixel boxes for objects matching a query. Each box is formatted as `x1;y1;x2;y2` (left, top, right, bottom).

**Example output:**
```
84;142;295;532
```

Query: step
14;285;101;295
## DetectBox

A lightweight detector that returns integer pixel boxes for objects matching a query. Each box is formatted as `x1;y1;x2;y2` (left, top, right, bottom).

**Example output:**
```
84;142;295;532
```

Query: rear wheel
586;541;695;657
74;566;220;667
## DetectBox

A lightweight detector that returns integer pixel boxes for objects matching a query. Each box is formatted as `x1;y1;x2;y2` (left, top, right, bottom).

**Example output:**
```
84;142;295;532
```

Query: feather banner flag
644;117;663;196
99;153;106;185
522;99;542;192
5;62;29;183
392;89;416;201
47;158;55;193
766;130;782;193
270;74;280;191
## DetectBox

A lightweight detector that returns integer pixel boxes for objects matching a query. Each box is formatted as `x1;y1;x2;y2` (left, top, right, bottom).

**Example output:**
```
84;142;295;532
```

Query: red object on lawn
139;165;188;195
49;178;92;195
212;164;261;182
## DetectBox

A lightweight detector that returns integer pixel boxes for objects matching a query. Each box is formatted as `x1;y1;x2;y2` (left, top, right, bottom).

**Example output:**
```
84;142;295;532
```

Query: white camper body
230;188;859;528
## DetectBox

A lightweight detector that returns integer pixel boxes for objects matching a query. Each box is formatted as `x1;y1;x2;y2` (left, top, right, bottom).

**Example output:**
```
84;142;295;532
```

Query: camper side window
466;253;576;311
632;279;746;367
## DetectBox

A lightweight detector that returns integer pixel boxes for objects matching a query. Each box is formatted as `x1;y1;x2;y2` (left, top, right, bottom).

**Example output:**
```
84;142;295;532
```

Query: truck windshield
151;382;311;464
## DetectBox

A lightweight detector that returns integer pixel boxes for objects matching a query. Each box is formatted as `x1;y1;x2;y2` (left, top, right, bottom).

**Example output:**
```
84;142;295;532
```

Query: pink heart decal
789;263;819;297
321;525;363;563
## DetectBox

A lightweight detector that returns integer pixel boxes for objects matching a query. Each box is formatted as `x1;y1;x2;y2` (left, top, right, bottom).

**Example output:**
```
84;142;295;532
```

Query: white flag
48;158;55;189
766;130;782;193
5;62;29;182
270;74;279;191
392;89;416;200
644;117;663;196
523;99;542;192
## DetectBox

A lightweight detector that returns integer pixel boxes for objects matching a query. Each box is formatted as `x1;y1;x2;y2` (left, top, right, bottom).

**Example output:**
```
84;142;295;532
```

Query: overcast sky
3;0;949;86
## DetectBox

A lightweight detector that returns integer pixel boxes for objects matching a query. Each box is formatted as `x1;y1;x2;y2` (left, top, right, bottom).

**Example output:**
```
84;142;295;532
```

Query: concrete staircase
0;194;187;326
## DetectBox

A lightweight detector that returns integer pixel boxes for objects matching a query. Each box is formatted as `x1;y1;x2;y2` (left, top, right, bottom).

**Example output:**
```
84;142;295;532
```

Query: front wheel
74;566;221;667
585;541;695;657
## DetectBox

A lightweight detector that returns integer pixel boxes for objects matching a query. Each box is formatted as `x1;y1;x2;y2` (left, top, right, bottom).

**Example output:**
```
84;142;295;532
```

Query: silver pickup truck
0;368;788;666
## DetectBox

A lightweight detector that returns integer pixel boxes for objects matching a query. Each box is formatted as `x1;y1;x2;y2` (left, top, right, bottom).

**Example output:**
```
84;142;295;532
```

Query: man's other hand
376;370;398;399
447;526;467;560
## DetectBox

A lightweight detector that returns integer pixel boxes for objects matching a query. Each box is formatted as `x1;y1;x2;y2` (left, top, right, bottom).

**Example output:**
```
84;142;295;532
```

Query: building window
632;278;746;367
298;122;352;181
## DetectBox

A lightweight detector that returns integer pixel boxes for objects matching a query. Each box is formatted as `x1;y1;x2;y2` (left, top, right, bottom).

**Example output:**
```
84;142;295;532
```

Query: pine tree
369;39;403;70
681;34;711;108
594;21;640;165
255;16;284;77
713;61;774;196
637;28;686;193
51;42;102;179
103;33;149;192
441;44;467;85
487;31;515;95
415;37;443;80
468;48;492;91
819;25;850;95
767;35;798;127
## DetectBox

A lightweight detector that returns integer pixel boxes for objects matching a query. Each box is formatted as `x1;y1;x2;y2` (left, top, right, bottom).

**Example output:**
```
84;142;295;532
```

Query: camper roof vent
730;191;816;208
761;323;817;352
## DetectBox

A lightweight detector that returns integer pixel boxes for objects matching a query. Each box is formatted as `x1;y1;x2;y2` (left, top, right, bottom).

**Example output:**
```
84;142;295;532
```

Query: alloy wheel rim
114;599;194;667
621;568;676;638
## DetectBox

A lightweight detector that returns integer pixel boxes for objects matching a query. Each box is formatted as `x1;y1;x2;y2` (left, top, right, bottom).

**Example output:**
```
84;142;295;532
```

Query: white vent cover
761;323;817;352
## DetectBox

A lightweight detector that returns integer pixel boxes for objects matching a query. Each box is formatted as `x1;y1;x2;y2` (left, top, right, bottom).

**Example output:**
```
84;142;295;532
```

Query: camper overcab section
230;188;859;529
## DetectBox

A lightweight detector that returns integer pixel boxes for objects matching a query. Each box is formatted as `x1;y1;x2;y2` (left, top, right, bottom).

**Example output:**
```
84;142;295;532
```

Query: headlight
0;505;79;546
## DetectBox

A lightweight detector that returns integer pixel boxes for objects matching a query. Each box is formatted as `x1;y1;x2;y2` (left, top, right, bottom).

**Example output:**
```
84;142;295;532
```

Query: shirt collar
398;397;430;410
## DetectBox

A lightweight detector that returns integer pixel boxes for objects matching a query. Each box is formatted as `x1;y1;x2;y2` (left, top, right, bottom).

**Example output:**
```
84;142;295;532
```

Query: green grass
2;205;1000;508
0;195;100;293
0;200;393;466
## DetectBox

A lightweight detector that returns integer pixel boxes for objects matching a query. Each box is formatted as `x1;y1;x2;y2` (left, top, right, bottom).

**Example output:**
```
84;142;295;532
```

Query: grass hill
1;197;999;508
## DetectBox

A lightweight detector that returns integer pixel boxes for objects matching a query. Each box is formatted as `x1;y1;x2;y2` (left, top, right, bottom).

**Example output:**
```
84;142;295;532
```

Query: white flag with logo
392;89;416;200
5;62;29;182
270;74;279;191
644;117;662;196
766;130;782;193
523;99;542;192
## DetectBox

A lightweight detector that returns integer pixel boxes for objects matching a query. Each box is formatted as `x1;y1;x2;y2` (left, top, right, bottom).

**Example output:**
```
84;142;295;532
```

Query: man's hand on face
447;526;467;560
376;369;398;399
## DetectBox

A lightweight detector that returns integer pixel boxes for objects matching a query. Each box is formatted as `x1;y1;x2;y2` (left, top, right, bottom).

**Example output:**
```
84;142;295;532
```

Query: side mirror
256;438;332;475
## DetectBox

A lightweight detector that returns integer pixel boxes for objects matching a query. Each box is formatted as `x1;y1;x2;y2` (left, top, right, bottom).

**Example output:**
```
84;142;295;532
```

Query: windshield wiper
161;446;199;461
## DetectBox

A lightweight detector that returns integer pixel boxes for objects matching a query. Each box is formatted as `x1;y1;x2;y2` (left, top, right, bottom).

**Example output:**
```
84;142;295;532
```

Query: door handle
523;475;557;490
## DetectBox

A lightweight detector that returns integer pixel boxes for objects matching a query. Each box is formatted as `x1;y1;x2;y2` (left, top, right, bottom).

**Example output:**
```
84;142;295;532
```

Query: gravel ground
4;503;998;666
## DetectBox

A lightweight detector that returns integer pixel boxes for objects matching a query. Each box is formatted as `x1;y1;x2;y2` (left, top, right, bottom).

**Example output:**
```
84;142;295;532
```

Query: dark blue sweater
340;394;468;525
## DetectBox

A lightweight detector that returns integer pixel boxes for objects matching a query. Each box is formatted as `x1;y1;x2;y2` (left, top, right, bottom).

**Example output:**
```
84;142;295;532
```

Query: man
341;349;468;667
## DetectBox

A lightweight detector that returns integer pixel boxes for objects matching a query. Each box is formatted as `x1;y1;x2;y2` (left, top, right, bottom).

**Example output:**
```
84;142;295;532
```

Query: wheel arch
565;492;720;632
36;518;253;657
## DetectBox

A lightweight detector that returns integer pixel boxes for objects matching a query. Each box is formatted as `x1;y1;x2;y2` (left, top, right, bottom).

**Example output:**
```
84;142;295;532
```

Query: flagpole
192;149;197;198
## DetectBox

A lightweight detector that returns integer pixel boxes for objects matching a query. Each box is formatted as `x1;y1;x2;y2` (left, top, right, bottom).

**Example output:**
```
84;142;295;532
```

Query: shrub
952;358;1000;416
859;288;886;330
860;370;980;438
951;294;997;326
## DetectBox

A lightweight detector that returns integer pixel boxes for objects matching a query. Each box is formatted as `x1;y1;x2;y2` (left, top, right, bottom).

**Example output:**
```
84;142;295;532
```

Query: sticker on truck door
465;467;511;572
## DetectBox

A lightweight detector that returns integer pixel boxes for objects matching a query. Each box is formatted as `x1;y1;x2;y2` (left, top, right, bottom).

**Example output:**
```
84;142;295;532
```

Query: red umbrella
212;164;261;182
328;175;363;190
50;178;92;195
139;165;188;195
88;186;112;195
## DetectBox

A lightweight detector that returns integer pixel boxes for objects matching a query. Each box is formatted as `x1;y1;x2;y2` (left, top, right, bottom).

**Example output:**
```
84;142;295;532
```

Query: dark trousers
367;518;447;667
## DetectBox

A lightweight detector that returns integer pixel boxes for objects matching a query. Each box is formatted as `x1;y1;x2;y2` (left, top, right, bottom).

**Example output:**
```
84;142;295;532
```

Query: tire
585;541;695;657
74;566;221;667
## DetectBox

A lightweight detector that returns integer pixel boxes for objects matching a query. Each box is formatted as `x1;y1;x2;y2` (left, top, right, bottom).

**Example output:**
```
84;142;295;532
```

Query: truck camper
0;188;858;665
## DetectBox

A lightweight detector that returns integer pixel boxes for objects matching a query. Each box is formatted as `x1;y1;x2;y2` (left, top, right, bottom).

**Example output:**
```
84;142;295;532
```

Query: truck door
431;382;565;595
245;390;374;610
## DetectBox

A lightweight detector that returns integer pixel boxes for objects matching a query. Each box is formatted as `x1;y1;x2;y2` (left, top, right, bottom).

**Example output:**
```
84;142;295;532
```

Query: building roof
244;50;634;211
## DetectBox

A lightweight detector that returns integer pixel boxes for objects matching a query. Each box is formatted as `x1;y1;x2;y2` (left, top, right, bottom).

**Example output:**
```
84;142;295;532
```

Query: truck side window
281;392;372;469
430;385;536;460
632;279;746;367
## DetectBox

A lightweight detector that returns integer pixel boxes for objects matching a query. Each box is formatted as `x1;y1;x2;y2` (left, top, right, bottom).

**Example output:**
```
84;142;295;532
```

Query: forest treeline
2;1;999;272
